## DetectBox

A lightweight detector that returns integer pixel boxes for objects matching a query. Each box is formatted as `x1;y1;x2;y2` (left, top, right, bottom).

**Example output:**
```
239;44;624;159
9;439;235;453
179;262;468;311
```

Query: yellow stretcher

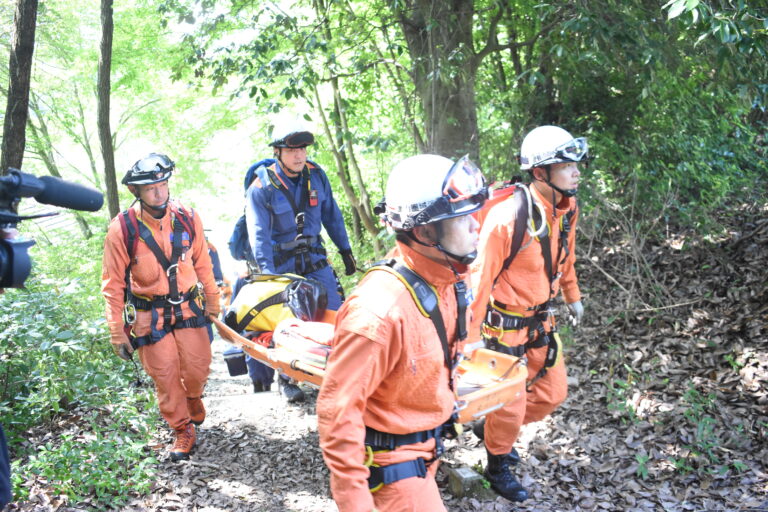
210;316;527;424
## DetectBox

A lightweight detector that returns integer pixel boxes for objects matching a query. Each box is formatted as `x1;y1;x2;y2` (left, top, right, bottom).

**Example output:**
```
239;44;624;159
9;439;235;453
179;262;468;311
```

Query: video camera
0;168;104;288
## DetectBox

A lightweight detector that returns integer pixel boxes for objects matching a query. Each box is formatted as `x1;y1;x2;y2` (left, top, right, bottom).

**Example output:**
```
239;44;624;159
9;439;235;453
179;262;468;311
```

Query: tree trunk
28;96;94;238
308;0;385;257
1;0;38;177
396;0;479;161
98;0;119;218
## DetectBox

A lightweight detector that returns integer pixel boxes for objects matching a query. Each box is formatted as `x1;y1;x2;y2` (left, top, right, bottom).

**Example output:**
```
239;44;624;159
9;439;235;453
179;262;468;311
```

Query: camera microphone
0;170;104;212
36;175;104;212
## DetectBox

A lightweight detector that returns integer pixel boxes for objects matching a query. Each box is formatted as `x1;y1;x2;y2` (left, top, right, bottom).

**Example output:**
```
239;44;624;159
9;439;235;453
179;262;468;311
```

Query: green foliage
0;235;159;506
635;453;650;480
658;380;752;478
605;374;639;424
21;404;159;506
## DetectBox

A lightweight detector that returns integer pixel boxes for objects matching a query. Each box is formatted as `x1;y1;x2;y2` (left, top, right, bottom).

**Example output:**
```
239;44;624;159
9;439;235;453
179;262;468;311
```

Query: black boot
253;380;272;393
484;449;528;502
278;376;305;403
472;420;520;465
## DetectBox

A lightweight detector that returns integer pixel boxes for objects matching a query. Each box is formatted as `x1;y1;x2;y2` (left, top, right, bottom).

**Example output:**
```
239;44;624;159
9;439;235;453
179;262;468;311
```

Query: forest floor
10;202;768;512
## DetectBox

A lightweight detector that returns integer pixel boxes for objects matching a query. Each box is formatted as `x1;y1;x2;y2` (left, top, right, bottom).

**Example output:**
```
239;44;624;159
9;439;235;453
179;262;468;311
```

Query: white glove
567;301;584;326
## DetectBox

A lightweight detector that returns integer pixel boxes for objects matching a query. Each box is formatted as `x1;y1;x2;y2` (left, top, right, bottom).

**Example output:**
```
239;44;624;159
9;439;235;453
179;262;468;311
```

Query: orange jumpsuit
102;201;220;430
470;186;580;456
317;243;469;512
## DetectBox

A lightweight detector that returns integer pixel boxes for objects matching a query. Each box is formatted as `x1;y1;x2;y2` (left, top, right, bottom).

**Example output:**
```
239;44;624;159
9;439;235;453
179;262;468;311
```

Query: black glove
341;249;357;276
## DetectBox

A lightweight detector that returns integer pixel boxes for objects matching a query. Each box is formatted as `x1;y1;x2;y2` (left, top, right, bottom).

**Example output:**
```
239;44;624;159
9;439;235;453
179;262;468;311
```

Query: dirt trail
12;204;768;511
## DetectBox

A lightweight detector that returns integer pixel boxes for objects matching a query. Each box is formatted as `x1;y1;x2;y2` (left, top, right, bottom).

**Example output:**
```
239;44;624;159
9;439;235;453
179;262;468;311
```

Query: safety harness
362;259;467;491
265;163;328;275
118;206;207;349
481;185;576;389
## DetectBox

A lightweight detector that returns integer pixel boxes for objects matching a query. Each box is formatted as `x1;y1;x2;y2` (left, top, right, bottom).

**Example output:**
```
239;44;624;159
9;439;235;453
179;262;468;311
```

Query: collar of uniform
393;241;469;286
530;184;574;219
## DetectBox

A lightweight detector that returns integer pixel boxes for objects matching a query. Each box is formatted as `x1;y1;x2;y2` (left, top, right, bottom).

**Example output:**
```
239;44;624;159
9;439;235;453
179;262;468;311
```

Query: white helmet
378;154;487;231
519;125;588;170
270;116;315;148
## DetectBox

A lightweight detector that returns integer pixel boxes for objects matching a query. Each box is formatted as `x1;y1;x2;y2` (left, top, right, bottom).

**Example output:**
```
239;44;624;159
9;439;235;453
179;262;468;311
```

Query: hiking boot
253;381;272;393
278;376;305;403
187;397;206;426
484;449;528;502
473;420;520;465
170;423;196;462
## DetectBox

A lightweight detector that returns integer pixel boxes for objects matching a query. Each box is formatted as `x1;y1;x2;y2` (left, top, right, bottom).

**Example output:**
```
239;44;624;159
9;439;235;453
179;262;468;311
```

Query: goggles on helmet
443;155;486;204
523;137;588;168
122;153;175;185
390;155;488;230
270;131;315;148
554;137;588;162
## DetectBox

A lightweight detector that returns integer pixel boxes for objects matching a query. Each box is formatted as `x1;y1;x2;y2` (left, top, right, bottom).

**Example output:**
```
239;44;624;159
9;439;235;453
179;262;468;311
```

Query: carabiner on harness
294;212;306;238
123;303;137;325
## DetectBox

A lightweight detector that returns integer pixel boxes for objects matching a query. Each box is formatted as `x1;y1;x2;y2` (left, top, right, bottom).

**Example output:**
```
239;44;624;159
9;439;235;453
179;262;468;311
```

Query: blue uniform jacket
245;158;351;274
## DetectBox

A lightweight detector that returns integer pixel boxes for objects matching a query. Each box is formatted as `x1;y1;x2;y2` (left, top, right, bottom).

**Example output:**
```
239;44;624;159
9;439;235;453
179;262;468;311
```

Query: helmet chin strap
436;243;477;265
548;181;577;198
542;166;577;198
277;149;301;178
139;198;168;216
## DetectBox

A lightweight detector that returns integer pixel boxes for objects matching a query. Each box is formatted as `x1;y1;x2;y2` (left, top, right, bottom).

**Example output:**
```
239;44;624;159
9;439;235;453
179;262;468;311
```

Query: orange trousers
372;460;446;512
136;316;212;430
484;329;568;456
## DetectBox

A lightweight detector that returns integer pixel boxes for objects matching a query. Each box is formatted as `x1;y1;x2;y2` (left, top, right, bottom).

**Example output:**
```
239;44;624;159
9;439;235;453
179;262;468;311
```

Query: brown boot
188;397;206;426
170;423;196;462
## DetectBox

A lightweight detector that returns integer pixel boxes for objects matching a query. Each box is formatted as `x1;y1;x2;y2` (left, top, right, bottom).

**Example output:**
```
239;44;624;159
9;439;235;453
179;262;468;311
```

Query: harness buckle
486;308;504;330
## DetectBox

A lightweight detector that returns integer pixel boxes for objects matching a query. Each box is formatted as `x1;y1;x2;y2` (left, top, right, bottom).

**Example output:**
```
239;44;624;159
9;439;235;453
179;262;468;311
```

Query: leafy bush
0;233;159;506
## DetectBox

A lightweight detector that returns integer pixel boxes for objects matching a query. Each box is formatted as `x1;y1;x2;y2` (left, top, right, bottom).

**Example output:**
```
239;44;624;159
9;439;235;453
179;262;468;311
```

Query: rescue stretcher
210;315;528;424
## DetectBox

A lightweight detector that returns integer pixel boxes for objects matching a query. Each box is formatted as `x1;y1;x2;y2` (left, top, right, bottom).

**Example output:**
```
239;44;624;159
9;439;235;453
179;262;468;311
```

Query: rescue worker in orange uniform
317;154;488;512
101;153;220;462
470;125;587;501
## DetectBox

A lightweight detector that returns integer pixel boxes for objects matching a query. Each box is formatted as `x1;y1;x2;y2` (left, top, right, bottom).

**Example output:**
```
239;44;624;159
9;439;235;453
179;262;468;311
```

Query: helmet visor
554;137;588;163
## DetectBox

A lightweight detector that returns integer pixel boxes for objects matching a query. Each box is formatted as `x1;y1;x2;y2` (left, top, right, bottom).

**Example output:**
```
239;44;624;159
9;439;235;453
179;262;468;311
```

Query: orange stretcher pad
210;316;527;423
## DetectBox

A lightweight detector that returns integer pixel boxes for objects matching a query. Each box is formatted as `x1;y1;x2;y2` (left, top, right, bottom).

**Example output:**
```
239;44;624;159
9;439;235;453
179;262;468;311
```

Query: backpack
228;214;253;262
472;179;518;228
